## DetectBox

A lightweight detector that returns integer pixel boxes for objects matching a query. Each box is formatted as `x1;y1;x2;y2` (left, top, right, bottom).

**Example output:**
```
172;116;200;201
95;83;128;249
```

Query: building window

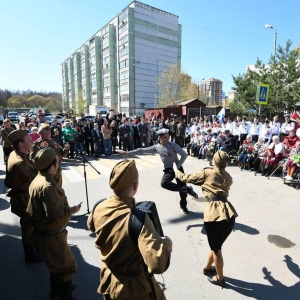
120;71;129;80
119;9;128;23
103;35;109;45
119;35;128;45
119;47;128;57
104;77;110;85
119;23;128;34
119;59;128;69
103;47;109;56
120;95;129;102
120;83;129;92
102;26;109;36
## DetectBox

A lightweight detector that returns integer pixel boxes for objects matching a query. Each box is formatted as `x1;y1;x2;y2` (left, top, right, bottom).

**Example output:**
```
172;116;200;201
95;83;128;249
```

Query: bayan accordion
131;201;164;238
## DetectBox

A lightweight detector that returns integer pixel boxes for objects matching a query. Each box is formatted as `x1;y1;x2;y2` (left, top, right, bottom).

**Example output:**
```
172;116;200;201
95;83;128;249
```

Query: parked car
8;112;20;122
44;115;54;125
83;115;95;122
51;115;65;124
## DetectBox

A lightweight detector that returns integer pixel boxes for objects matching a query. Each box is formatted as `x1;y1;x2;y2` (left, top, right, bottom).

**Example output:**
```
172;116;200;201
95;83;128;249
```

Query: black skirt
204;217;235;254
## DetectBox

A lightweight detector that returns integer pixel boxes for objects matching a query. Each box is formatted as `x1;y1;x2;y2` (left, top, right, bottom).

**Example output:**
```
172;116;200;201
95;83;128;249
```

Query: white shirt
249;122;261;135
270;121;281;135
268;142;285;155
259;124;272;141
280;122;295;135
239;123;248;135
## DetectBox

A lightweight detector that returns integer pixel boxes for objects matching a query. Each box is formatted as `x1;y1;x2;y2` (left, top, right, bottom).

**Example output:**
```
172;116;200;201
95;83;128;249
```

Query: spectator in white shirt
280;114;295;139
259;120;272;143
232;120;240;151
239;118;249;145
249;117;261;142
270;115;281;136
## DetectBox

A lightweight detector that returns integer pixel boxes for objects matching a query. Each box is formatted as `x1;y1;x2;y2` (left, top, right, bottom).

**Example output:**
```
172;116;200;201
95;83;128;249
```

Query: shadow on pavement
0;197;10;211
71;245;103;300
0;221;21;236
225;255;300;299
233;222;260;235
0;234;103;300
167;211;203;224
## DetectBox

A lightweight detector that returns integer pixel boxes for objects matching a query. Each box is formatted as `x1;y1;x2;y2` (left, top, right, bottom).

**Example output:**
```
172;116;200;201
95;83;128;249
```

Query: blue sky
1;0;299;95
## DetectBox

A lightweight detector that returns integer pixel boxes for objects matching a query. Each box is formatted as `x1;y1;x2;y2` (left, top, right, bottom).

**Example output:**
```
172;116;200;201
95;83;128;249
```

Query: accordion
132;201;164;237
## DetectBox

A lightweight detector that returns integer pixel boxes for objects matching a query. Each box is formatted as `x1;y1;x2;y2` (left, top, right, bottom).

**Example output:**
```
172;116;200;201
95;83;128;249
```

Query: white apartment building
61;1;182;116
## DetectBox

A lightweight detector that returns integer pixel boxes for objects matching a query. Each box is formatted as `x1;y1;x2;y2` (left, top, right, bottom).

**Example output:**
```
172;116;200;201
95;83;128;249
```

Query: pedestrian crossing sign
256;83;270;105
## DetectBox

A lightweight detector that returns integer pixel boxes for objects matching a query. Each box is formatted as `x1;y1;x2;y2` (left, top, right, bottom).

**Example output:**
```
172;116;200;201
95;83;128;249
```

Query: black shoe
208;276;225;289
181;206;189;214
188;186;198;199
203;266;217;276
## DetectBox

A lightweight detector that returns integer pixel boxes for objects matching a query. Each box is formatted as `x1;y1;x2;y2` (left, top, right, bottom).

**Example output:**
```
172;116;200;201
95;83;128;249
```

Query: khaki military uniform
5;150;36;243
175;167;238;221
1;127;14;159
87;194;172;300
27;172;77;281
30;138;68;187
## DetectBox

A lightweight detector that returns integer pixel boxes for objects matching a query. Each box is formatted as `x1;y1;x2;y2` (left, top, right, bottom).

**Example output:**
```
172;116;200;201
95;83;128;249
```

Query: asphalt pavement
0;147;299;299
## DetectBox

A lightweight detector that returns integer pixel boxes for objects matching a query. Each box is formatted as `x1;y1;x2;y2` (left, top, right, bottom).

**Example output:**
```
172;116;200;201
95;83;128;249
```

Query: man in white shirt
249;117;261;142
232;120;240;151
280;114;295;139
239;118;249;145
270;115;281;136
259;120;272;143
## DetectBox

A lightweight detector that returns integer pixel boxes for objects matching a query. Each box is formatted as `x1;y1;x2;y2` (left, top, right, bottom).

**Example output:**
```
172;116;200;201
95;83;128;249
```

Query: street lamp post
265;24;277;56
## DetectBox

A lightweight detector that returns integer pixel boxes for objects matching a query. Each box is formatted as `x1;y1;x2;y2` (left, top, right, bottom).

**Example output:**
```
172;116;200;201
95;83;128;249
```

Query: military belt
207;196;228;202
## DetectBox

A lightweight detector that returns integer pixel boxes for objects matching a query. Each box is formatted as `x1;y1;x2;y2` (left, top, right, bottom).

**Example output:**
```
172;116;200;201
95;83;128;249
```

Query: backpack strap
129;204;146;244
92;198;107;214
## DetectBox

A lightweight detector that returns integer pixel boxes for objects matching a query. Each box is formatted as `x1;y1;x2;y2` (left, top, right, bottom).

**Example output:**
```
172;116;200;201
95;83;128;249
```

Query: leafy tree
7;95;27;108
231;40;300;116
0;89;12;107
157;64;198;107
157;64;182;107
26;95;45;108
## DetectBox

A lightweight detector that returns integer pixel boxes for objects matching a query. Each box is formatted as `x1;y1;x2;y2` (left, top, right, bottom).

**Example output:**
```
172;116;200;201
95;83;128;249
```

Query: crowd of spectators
1;109;300;184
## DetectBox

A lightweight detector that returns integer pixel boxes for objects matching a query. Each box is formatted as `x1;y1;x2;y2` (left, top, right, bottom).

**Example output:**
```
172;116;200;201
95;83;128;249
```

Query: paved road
0;148;299;299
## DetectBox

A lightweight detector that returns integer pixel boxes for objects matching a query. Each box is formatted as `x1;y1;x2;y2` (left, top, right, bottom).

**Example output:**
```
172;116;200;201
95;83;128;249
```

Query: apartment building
61;1;182;116
199;78;223;106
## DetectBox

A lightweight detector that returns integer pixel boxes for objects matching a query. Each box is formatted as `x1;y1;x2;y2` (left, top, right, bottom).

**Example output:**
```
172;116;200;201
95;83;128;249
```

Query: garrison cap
35;148;57;171
7;129;28;144
213;150;228;167
109;159;138;191
38;123;51;132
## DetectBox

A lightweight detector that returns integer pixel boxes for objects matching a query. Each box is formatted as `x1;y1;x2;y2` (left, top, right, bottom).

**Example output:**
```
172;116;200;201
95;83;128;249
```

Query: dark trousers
85;138;94;155
252;134;259;143
121;135;132;151
234;136;240;151
161;166;189;208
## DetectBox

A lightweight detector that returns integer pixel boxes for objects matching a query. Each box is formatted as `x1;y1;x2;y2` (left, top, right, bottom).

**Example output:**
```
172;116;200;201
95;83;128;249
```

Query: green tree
7;95;27;108
26;95;46;108
231;40;300;116
157;64;197;107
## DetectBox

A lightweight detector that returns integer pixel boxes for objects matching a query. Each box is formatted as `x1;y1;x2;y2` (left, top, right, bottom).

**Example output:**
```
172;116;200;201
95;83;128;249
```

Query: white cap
157;128;169;135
